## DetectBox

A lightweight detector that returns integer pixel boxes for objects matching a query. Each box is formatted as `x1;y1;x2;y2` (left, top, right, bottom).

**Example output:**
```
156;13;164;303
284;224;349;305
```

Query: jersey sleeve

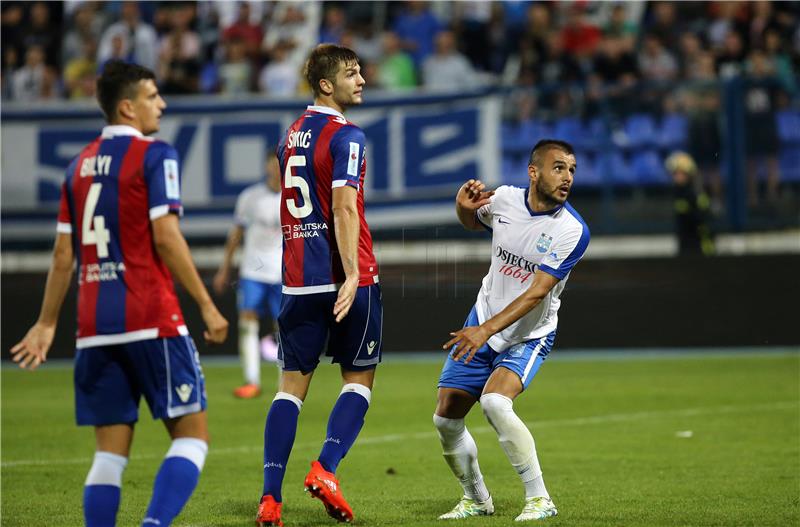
56;180;73;234
329;125;365;190
234;187;252;227
143;141;183;220
538;222;591;280
476;185;506;231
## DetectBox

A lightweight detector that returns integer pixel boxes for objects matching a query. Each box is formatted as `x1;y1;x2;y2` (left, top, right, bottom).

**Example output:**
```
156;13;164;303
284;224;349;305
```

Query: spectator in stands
258;39;298;96
62;4;104;69
645;2;681;53
377;31;417;90
677;31;705;80
1;3;25;70
747;0;777;49
560;4;602;60
744;49;782;205
763;28;797;94
681;51;723;206
24;2;61;68
715;30;746;79
639;34;678;82
319;5;347;44
665;151;715;256
422;30;478;91
392;1;442;70
706;1;747;52
349;23;383;65
9;44;58;101
222;1;262;60
604;3;638;41
98;1;158;71
219;37;252;95
590;35;639;115
157;4;201;95
63;37;98;99
262;2;321;72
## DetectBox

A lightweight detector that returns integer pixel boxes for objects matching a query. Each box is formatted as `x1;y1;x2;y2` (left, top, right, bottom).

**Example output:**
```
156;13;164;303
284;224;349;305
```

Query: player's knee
433;413;465;435
479;392;513;424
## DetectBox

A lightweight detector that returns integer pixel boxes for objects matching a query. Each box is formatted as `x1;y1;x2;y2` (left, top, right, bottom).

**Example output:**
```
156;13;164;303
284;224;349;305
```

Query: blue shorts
74;335;207;426
238;278;282;319
438;305;556;398
278;284;382;373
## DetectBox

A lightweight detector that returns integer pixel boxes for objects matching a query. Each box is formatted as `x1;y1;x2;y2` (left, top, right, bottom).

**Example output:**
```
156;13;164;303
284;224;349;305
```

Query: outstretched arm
455;179;494;231
153;213;229;345
443;271;560;363
10;233;74;369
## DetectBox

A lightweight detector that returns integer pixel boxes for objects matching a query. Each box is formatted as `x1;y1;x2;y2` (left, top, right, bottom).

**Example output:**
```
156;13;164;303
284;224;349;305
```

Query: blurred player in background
214;152;283;399
256;44;381;527
9;60;228;527
434;140;590;522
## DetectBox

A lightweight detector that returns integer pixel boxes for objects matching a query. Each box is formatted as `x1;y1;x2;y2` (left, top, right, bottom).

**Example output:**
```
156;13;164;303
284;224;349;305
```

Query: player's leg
481;333;557;521
236;278;268;398
258;292;328;525
305;284;381;522
75;345;140;527
435;305;495;519
125;336;209;527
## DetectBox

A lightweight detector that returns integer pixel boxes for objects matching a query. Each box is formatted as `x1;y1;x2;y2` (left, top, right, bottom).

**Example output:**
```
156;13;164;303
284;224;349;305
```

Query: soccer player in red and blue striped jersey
10;61;228;527
256;44;382;527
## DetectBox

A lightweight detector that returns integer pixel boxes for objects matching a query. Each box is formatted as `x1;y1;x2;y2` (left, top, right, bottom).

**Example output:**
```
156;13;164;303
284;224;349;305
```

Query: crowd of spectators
2;1;798;102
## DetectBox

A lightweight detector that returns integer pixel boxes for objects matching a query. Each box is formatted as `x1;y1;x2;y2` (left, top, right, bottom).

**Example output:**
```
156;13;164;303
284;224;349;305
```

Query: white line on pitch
3;400;796;469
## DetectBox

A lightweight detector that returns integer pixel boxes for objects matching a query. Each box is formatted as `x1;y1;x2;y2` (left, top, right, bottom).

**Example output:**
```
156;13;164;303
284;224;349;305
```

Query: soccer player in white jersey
435;139;590;522
214;152;283;399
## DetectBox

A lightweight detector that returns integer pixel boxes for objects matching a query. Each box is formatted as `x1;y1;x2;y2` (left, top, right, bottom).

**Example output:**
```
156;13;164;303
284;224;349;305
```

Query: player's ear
118;98;135;122
319;78;334;97
528;163;537;183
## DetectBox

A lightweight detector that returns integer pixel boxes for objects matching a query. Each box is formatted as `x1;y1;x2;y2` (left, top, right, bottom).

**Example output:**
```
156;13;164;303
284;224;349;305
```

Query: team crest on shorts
507;343;526;358
536;233;553;253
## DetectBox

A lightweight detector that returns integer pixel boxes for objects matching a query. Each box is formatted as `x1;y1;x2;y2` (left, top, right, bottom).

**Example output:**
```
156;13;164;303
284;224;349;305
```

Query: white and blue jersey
474;185;590;352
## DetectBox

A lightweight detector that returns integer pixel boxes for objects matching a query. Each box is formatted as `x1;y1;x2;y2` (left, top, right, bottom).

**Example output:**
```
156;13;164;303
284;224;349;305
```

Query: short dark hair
529;139;575;167
96;60;156;122
304;44;360;98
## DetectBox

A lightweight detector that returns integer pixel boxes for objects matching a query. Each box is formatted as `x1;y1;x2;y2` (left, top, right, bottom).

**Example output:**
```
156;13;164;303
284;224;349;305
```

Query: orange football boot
234;383;261;399
303;461;354;522
256;494;283;527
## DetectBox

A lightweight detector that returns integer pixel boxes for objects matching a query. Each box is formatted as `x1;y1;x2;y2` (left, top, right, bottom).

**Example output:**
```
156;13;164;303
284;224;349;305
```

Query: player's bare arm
444;271;560;363
456;179;494;231
213;225;244;295
10;233;74;370
152;213;229;344
332;185;360;322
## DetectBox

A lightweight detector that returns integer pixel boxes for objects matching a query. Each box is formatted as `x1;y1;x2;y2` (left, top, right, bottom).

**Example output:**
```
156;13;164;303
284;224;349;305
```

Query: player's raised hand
10;322;55;370
443;325;491;364
456;179;494;211
334;276;359;322
201;303;229;345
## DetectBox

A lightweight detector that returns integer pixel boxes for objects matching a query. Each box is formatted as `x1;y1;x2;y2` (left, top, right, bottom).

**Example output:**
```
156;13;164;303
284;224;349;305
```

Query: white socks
85;451;128;487
165;437;208;471
433;414;491;503
239;318;260;385
480;393;549;499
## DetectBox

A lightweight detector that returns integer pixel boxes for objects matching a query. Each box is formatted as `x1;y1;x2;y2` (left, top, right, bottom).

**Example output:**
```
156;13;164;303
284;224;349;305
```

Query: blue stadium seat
630;150;669;185
519;119;552;146
596;150;633;185
623;113;658;149
554;117;582;143
776;110;800;144
501;122;529;154
501;155;531;186
779;146;800;182
657;113;689;150
573;152;602;187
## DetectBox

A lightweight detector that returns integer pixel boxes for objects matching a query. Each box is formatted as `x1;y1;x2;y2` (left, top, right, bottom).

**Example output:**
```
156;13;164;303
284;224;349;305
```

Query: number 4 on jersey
82;182;111;258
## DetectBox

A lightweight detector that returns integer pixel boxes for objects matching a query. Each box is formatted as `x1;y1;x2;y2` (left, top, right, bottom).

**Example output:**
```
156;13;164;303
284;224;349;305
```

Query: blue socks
84;452;128;527
262;393;303;502
318;383;371;474
142;438;208;526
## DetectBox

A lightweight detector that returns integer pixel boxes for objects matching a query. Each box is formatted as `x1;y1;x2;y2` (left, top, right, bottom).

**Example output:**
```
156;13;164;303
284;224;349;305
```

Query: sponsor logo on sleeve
347;142;360;177
164;159;180;199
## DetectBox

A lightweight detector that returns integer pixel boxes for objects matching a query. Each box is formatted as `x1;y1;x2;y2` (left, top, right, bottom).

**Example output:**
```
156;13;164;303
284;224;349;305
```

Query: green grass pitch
2;350;799;526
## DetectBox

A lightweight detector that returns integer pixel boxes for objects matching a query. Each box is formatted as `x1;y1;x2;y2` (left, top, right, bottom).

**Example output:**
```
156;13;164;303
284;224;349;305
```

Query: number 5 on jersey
285;155;313;219
82;182;111;258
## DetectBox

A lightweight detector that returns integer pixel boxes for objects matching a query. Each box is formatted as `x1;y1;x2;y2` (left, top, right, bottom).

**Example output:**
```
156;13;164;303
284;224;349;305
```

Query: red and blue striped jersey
278;105;378;294
56;125;187;348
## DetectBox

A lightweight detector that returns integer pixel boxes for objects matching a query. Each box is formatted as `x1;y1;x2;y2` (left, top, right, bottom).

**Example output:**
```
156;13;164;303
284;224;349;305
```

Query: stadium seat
623;113;658;149
553;117;582;144
779;146;800;182
630;150;669;185
776;110;800;144
572;152;602;187
657;113;689;150
519;119;553;147
596;150;633;185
